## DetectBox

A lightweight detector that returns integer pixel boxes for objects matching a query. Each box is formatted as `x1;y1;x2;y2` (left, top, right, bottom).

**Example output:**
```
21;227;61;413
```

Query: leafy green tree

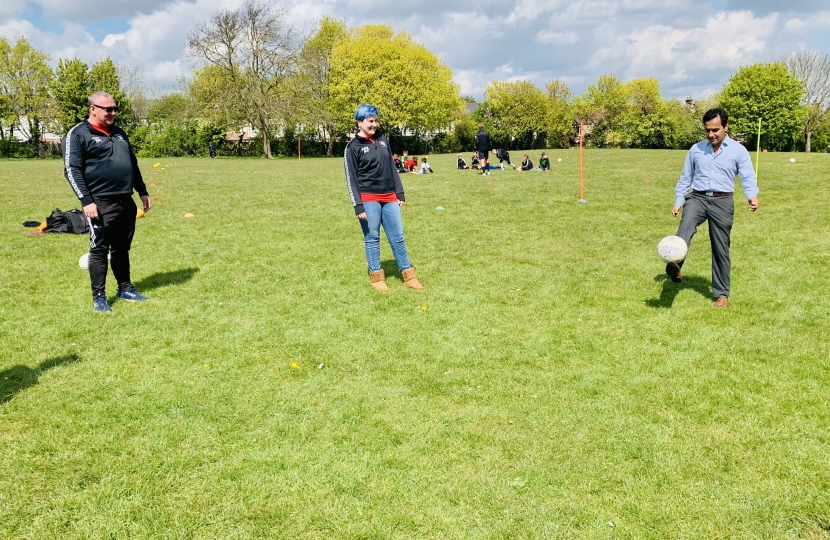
545;79;574;148
453;115;477;152
572;74;628;147
619;78;672;148
328;25;462;147
51;56;132;134
0;37;53;146
478;80;548;149
718;62;805;151
188;65;247;128
51;58;90;132
660;98;707;150
90;58;133;131
149;92;191;124
290;17;347;156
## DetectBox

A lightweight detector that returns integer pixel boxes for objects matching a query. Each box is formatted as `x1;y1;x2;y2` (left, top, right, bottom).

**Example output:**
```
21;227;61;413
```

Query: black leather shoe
666;261;682;283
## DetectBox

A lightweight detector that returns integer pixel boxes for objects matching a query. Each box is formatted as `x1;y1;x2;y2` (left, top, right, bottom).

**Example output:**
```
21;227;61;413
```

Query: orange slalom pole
578;122;586;203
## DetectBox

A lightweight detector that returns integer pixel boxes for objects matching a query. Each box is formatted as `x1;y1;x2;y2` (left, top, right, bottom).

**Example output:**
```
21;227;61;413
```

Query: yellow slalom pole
755;118;761;181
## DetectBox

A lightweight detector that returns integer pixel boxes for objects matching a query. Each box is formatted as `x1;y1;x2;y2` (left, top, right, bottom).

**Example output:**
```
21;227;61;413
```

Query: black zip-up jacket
62;120;147;207
344;133;404;215
475;128;491;152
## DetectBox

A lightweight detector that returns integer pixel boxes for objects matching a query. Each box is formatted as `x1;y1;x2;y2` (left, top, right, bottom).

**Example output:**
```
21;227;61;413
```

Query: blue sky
2;0;829;100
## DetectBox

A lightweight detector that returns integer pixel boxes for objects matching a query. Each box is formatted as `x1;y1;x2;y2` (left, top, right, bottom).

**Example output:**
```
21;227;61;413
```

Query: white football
657;236;688;263
79;253;89;269
789;158;796;163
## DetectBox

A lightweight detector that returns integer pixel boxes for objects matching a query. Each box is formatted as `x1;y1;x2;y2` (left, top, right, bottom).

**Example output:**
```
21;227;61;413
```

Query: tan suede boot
401;267;424;290
369;269;388;292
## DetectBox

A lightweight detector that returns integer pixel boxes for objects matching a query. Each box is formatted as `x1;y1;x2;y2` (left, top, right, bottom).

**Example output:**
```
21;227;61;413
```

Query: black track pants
87;195;136;298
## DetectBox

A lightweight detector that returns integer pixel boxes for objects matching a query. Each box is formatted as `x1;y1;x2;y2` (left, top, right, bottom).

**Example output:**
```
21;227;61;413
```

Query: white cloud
29;0;177;21
453;63;545;95
0;18;101;62
784;10;830;33
591;11;778;82
102;33;125;48
0;0;26;22
536;29;578;45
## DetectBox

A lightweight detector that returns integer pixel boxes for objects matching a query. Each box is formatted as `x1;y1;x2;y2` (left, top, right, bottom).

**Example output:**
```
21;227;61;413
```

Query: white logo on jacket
91;136;102;143
362;147;369;154
379;141;386;148
115;134;124;141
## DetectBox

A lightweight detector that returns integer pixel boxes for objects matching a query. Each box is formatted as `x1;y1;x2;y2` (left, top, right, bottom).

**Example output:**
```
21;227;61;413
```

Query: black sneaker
666;261;683;283
93;296;112;313
117;287;149;302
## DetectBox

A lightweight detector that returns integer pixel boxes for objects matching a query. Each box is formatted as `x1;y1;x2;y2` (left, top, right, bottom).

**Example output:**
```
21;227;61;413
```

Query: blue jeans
359;202;412;273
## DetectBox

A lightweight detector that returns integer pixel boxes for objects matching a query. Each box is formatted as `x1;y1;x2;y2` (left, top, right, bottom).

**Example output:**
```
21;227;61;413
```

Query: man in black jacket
62;91;151;313
475;124;491;176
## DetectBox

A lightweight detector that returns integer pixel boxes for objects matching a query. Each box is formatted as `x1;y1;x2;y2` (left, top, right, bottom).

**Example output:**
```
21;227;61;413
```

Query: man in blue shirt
667;108;759;308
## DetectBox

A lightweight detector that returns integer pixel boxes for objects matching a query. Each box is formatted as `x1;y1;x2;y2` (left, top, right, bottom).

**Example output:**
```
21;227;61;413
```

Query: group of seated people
394;153;433;174
457;150;551;172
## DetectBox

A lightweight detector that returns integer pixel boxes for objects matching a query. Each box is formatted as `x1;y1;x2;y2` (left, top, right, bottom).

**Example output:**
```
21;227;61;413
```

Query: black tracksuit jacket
344;133;404;215
475;129;491;153
62;121;147;207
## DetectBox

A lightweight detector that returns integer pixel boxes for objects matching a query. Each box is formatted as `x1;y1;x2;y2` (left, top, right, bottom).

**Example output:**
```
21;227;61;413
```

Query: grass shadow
133;267;199;293
645;274;713;308
380;260;403;282
1;354;81;404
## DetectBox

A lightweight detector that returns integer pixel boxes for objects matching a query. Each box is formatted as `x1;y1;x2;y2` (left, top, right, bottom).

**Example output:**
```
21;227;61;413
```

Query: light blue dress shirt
675;135;759;206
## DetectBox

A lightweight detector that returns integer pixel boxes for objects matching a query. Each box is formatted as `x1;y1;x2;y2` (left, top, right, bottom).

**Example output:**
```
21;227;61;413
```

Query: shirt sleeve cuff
354;204;364;215
674;197;685;206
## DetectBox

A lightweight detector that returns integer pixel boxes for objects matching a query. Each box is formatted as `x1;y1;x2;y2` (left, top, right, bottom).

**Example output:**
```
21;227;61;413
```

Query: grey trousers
676;192;734;298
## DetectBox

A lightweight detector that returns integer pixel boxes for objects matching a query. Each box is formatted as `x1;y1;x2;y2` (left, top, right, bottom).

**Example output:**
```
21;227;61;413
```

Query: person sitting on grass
417;157;434;174
393;153;405;173
518;154;533;172
539;152;550;171
404;155;418;172
457;154;468;169
470;153;480;170
492;148;516;170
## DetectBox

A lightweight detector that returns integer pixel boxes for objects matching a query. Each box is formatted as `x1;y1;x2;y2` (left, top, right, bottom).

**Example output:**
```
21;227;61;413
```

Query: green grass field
1;149;829;539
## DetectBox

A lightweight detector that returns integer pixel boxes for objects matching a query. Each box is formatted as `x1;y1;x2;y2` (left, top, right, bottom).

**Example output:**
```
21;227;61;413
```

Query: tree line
2;0;829;158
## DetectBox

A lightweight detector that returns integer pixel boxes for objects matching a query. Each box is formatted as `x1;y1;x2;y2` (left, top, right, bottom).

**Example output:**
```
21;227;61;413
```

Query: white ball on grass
657;236;688;263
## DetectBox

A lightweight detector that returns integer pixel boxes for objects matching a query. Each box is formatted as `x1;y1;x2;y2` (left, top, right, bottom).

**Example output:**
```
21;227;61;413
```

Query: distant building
685;97;696;112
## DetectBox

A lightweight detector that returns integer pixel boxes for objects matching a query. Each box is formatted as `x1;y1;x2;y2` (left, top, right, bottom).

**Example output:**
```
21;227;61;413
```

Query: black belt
693;190;732;197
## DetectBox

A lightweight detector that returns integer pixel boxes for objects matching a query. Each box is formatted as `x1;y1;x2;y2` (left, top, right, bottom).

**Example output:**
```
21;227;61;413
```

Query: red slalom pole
298;136;302;162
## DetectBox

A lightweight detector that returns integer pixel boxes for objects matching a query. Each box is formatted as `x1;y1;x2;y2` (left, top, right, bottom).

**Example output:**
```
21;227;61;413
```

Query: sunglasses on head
91;104;118;113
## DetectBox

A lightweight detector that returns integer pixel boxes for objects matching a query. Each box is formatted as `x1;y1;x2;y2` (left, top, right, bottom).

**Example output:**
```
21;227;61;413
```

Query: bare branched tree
187;0;300;158
784;50;830;152
116;62;152;124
